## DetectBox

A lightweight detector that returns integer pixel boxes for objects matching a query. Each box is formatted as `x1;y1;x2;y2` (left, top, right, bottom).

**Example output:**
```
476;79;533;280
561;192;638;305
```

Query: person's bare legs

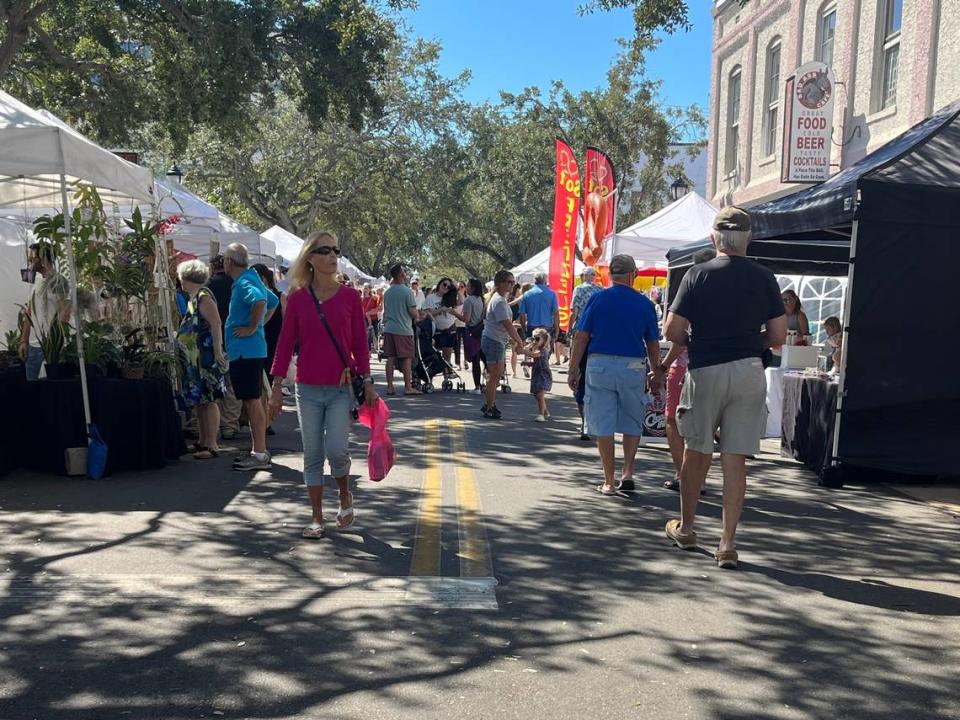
597;436;616;490
536;390;548;416
485;361;503;410
679;449;711;535
621;434;641;483
401;357;418;393
307;485;324;525
665;417;684;479
336;474;353;526
718;453;748;553
199;403;220;452
385;357;396;392
245;398;267;454
510;347;518;378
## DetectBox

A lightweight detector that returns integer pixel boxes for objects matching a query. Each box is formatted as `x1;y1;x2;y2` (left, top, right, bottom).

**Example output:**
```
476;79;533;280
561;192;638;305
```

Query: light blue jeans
295;384;352;488
25;346;44;381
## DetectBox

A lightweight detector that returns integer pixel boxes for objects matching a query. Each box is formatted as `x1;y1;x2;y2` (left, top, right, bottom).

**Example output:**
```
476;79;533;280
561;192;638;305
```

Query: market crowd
140;206;789;566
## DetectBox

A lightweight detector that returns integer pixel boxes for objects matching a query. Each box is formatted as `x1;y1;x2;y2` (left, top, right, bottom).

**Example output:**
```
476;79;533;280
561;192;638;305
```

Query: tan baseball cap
608;254;637;275
713;205;751;232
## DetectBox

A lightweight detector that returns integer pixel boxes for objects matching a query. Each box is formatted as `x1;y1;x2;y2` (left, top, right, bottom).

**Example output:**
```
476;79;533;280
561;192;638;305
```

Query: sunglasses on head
311;245;341;256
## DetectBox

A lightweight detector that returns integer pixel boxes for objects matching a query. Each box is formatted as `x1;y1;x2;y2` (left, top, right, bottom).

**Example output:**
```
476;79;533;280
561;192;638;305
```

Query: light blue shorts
480;336;507;364
583;354;650;438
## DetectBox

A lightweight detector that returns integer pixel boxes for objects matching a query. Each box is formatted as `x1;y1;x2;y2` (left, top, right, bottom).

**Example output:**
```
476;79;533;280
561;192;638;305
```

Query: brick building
707;0;960;207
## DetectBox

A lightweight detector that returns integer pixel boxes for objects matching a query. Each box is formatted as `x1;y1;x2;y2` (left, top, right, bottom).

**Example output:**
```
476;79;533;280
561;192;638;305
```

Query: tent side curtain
839;183;960;476
747;99;960;240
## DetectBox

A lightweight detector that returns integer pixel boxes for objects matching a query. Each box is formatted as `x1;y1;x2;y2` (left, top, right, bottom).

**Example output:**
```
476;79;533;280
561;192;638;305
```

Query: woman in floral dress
176;260;228;459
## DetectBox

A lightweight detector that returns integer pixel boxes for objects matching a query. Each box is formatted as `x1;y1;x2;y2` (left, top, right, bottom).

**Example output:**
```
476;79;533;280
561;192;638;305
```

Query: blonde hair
525;327;550;353
289;230;338;291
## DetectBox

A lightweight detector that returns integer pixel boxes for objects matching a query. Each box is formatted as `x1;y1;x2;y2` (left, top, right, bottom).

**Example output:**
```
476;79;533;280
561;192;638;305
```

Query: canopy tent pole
59;172;92;436
828;218;859;475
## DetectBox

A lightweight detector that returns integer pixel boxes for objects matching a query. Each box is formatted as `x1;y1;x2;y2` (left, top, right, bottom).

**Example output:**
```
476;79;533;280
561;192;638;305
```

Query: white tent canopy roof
511;246;587;284
602;191;718;267
261;225;304;266
0;93;154;207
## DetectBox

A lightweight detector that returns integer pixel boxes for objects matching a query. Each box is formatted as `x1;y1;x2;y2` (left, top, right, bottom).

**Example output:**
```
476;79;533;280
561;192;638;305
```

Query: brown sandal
193;446;219;460
665;519;698;550
715;549;739;570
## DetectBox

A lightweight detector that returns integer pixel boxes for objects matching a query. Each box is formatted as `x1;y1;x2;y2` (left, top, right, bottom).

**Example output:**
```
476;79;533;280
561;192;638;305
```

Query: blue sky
402;0;713;110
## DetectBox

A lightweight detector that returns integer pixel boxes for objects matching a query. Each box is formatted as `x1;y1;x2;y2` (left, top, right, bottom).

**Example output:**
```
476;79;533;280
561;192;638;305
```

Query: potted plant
121;329;147;379
38;319;72;379
1;324;22;370
144;349;178;383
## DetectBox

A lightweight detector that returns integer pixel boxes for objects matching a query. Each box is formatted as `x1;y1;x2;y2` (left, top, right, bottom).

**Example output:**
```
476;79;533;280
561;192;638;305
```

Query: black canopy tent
666;99;960;479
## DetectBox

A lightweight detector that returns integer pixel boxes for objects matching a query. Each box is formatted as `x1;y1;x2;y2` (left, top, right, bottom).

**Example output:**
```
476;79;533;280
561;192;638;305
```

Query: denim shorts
583;354;650;437
480;336;507;364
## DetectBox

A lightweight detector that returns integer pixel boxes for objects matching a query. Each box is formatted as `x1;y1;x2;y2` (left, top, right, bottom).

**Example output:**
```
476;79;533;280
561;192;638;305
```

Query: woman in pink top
269;230;377;539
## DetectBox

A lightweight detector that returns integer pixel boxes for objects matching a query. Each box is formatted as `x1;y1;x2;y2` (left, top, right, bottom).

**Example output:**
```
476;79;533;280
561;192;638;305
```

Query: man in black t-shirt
661;206;787;569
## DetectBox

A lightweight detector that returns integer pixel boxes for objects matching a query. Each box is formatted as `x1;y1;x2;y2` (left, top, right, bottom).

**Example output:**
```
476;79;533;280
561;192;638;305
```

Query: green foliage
0;0;403;152
38;319;68;366
121;329;147;367
63;320;122;372
4;328;21;352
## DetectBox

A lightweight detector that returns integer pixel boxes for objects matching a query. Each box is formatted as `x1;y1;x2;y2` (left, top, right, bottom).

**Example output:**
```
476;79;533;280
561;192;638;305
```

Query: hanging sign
549;138;581;331
781;61;835;184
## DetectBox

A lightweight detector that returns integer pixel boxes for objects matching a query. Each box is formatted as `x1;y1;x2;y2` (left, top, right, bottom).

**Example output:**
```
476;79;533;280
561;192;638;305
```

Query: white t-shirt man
28;273;66;348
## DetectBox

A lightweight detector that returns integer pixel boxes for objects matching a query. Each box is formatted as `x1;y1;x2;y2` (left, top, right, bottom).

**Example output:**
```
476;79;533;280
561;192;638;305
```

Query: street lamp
166;162;183;184
670;175;691;201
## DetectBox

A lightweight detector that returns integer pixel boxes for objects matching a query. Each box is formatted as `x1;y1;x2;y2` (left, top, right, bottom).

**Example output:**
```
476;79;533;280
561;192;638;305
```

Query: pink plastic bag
357;397;395;482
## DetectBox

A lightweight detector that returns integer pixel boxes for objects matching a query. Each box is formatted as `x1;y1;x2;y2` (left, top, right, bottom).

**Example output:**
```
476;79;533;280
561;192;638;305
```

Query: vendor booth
666;99;960;483
0;90;185;477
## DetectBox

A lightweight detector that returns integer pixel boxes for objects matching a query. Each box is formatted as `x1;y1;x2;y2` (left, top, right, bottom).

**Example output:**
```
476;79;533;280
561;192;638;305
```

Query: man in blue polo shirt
223;242;280;472
518;273;559;338
568;254;661;495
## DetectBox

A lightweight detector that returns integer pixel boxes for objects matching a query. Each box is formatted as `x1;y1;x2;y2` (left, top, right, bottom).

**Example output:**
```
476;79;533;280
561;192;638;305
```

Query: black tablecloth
781;373;838;476
0;371;185;477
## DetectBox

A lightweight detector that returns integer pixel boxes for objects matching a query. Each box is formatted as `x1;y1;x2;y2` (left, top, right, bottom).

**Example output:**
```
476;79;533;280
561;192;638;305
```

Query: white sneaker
535;414;546;422
470;387;483;395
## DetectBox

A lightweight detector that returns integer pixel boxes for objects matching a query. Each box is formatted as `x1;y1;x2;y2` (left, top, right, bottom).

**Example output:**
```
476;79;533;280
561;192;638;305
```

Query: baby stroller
413;317;466;393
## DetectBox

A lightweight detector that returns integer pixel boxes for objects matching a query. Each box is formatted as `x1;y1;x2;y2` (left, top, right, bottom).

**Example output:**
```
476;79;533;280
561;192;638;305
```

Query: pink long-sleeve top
270;286;371;385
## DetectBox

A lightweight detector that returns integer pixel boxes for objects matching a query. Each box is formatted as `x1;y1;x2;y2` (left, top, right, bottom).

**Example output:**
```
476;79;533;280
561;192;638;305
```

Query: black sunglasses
311;245;341;256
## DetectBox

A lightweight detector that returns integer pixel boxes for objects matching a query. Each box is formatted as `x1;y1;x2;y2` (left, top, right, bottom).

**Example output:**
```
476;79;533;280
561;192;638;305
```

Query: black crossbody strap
308;286;352;373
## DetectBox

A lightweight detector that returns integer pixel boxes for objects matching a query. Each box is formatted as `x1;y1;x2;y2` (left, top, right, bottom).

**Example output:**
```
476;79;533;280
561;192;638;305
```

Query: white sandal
336;491;355;529
302;523;325;539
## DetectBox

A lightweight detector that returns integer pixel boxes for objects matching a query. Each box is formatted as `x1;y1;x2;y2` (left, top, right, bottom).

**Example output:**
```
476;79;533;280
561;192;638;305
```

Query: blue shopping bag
87;423;108;480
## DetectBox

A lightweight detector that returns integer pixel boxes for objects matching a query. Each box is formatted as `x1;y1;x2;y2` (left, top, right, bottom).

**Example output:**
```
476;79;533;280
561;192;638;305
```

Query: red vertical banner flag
549;138;581;331
583;147;617;275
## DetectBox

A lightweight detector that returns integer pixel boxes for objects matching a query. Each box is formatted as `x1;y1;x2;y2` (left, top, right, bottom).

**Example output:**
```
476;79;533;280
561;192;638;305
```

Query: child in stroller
411;316;466;393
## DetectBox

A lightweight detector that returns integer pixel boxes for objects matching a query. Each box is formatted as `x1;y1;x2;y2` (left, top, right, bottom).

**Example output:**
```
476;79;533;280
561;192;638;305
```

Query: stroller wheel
502;384;512;394
442;380;452;392
423;383;433;394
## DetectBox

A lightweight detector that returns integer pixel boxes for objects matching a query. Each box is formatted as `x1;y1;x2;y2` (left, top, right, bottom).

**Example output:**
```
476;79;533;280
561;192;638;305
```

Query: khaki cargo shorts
676;357;767;456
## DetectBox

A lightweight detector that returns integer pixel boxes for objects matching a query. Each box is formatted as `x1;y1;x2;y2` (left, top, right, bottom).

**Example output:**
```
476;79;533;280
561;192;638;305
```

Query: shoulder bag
308;286;367;407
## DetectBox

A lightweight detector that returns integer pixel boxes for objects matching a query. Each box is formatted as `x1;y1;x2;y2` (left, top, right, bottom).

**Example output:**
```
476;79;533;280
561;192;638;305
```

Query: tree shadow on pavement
0;389;958;719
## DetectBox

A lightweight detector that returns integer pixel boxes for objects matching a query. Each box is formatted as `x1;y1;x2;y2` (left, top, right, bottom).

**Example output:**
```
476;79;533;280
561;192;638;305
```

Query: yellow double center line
410;419;492;578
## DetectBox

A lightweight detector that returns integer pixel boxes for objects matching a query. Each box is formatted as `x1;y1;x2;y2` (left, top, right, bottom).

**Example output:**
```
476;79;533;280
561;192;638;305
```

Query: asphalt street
1;359;959;720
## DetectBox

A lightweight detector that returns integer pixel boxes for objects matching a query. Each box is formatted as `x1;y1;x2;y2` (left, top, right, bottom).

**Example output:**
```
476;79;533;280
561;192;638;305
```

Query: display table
0;372;186;477
781;373;838;476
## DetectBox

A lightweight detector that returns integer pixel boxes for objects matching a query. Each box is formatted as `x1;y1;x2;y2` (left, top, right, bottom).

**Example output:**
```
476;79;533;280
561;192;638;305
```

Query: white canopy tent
261;225;304;267
511;246;587;285
601;191;718;267
155;181;274;264
0;90;156;435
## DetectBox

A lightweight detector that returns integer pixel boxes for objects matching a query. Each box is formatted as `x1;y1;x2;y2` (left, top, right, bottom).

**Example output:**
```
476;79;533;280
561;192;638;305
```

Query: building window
875;0;902;110
763;41;781;157
725;66;742;176
817;4;837;68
